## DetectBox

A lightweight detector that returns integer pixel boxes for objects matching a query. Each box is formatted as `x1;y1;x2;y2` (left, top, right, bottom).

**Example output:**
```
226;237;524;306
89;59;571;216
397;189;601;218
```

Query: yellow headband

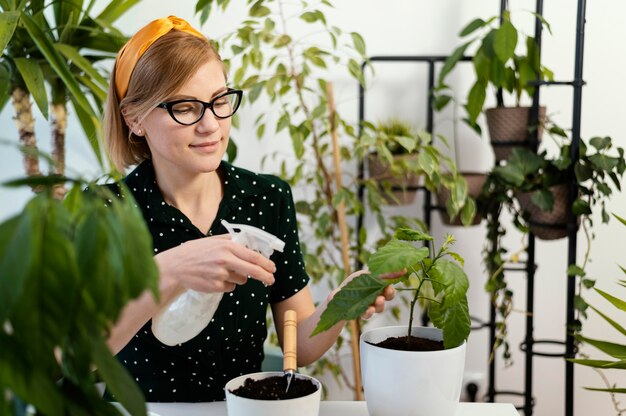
114;15;205;100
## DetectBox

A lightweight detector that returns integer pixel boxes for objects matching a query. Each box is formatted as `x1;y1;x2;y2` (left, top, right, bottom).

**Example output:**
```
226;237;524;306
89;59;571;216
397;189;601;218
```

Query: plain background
1;1;624;415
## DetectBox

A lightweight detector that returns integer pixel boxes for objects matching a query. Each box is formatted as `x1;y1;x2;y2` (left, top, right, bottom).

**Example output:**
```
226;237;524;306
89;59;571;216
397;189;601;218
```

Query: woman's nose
196;108;220;133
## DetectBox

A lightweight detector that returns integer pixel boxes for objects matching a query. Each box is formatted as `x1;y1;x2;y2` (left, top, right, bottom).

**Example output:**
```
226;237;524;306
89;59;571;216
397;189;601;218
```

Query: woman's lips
190;140;220;153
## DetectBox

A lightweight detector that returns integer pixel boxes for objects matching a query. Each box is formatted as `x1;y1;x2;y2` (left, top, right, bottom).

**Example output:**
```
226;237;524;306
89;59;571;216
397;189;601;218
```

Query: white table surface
147;401;520;416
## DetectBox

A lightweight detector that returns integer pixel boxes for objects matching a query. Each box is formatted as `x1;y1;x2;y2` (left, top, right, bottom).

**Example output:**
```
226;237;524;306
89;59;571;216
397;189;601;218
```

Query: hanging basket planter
515;183;572;240
436;172;487;226
368;154;422;205
486;106;546;162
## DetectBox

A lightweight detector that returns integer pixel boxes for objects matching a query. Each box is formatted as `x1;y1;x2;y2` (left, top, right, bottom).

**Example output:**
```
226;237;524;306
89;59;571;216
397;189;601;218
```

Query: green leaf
595;287;626;312
465;78;487;124
493;20;517;62
459;18;487;37
0;212;40;321
368;240;429;277
572;198;591;215
351;32;366;56
226;136;237;162
91;336;147;416
20;12;96;118
0;11;19;53
570;358;626;370
394;227;433;242
249;1;270;17
531;189;554;212
14;58;48;119
567;264;586;277
300;11;320;23
589;136;611;151
70;93;104;167
438;41;471;84
56;43;108;88
312;274;387;336
613;213;626;227
578;335;626;360
585;387;626;394
96;0;142;24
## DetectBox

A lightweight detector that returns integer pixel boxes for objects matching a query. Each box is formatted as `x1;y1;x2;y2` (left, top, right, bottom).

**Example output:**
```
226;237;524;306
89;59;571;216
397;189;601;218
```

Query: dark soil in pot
370;335;444;351
230;375;318;400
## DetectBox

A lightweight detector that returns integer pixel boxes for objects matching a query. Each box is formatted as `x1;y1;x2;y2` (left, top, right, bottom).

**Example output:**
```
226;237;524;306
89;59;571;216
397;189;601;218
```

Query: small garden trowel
283;309;297;393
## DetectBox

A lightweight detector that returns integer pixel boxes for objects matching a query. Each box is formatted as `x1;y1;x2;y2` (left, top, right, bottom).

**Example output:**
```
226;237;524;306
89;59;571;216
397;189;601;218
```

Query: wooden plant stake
325;81;364;401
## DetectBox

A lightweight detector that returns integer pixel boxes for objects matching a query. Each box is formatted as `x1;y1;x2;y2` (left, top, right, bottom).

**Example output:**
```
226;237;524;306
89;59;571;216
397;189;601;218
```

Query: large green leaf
493;20;517;62
56;43;108;88
368;240;429;277
394;227;433;242
0;202;42;321
0;11;19;52
91;336;147;416
0;333;65;416
20;11;96;117
14;57;48;118
312;273;387;336
578;335;626;360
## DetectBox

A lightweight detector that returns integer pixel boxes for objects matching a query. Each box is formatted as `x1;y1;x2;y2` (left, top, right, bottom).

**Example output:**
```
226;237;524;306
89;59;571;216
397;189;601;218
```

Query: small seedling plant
313;228;471;349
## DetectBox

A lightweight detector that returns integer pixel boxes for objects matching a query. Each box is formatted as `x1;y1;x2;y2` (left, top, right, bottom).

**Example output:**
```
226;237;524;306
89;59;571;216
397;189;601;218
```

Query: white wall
1;1;625;415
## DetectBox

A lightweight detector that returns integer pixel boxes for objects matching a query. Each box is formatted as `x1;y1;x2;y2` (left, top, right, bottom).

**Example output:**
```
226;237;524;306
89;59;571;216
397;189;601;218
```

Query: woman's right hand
154;234;276;294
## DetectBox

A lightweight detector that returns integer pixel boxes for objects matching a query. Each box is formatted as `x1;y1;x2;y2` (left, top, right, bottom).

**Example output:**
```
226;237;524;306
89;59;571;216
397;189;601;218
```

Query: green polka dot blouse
108;159;309;402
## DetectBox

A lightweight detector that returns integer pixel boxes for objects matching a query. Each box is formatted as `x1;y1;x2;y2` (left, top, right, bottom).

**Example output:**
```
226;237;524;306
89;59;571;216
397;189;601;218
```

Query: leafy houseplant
313;227;471;348
313;227;470;416
358;119;476;223
0;0;138;196
0;176;158;416
436;10;554;161
570;214;626;415
478;132;625;363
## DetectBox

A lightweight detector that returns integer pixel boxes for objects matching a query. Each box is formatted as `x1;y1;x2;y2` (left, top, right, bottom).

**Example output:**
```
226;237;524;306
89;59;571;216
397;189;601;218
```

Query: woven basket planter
368;154;422;205
486;106;546;162
436;172;487;226
515;183;572;240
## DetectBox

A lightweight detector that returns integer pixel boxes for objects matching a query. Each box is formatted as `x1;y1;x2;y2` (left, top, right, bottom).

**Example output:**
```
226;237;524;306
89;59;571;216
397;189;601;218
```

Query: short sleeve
269;181;309;303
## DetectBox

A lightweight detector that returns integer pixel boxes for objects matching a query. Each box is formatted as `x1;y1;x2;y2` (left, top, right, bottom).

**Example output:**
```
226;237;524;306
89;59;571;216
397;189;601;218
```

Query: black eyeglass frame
156;88;243;125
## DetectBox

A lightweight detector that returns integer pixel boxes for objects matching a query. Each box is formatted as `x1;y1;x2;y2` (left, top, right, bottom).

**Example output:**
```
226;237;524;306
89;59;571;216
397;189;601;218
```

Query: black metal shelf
355;0;587;415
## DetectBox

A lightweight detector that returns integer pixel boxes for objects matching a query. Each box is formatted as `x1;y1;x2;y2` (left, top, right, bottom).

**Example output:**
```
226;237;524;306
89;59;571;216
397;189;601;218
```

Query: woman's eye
213;99;229;107
172;105;194;114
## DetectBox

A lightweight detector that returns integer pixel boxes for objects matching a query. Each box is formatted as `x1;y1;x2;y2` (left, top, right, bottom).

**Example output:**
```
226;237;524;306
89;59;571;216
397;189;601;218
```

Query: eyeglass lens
170;91;241;124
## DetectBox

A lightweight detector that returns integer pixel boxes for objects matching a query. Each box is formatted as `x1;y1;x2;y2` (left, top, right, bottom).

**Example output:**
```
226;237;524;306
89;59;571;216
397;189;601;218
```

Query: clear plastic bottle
151;220;285;346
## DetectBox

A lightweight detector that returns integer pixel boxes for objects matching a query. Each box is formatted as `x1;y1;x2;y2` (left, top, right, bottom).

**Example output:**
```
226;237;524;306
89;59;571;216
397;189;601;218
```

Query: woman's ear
121;108;144;137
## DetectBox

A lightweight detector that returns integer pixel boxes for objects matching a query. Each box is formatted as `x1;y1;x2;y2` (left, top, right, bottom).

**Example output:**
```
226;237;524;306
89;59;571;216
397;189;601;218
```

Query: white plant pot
360;326;466;416
225;371;321;416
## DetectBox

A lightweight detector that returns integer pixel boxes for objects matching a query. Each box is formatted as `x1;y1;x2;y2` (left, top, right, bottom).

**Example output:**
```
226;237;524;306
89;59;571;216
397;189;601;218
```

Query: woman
104;16;395;402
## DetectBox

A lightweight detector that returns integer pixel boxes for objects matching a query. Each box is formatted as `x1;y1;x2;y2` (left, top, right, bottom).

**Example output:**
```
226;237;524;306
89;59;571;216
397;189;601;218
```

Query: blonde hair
104;30;224;171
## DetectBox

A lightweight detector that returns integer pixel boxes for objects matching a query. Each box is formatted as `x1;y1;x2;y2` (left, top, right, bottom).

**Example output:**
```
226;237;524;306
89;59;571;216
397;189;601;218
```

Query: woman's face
138;59;231;179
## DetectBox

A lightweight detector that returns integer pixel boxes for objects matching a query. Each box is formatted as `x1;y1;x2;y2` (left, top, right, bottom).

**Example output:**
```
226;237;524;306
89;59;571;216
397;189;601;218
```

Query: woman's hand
154;234;276;294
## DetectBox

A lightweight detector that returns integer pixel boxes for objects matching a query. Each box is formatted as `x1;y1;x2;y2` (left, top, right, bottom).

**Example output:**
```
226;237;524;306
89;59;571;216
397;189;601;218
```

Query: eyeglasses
157;88;243;125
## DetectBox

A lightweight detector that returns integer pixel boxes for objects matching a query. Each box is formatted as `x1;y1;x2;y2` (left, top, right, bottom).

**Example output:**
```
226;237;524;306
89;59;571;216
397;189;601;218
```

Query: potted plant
360;119;430;205
490;132;625;240
313;227;471;416
0;176;158;416
436;10;554;161
358;119;475;224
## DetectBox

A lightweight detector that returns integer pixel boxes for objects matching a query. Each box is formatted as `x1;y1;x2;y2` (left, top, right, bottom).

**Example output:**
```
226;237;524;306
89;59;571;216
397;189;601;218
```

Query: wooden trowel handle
283;310;297;372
